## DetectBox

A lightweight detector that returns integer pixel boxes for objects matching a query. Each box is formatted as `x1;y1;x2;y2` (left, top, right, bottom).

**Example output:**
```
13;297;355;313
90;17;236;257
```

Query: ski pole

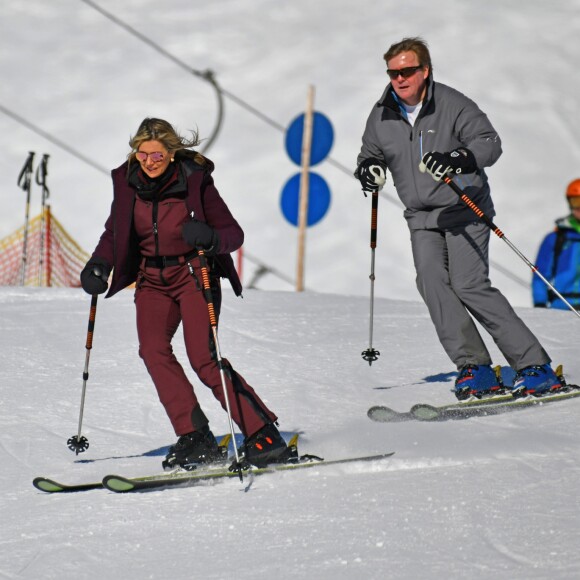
35;154;50;286
442;175;580;319
17;152;35;286
195;249;244;482
362;188;381;364
68;294;99;454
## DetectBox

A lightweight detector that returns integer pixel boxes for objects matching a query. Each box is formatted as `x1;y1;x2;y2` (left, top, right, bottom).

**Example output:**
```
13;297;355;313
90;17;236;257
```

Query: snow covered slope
2;287;580;579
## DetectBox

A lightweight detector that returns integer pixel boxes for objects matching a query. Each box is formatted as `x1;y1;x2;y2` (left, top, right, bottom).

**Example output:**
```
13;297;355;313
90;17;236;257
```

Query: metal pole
443;175;580;319
362;189;381;364
36;154;50;286
67;294;98;454
196;250;244;481
17;152;35;286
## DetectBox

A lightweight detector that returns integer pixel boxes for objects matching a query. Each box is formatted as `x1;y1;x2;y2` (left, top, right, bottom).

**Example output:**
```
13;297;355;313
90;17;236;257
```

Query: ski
367;406;414;423
102;451;395;493
369;384;580;423
411;385;580;421
368;391;514;423
33;433;393;494
32;477;103;493
33;433;233;494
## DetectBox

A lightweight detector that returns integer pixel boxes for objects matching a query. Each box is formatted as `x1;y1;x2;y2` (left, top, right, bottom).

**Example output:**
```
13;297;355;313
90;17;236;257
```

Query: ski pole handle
196;249;218;328
35;154;50;186
17;151;35;190
85;294;98;351
370;189;379;249
36;154;50;203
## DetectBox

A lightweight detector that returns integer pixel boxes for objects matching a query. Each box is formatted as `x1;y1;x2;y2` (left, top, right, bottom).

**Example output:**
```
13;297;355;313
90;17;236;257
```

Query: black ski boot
241;423;293;468
163;425;222;471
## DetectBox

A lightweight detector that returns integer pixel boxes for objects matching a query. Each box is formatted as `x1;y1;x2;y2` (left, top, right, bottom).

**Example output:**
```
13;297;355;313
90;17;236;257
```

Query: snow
2;287;580;579
2;1;580;578
2;0;580;306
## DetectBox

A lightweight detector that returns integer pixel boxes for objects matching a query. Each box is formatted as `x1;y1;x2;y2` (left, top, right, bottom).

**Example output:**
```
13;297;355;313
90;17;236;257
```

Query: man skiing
355;37;562;399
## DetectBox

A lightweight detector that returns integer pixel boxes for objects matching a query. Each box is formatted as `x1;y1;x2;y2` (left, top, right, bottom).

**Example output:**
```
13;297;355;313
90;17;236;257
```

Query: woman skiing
80;118;289;470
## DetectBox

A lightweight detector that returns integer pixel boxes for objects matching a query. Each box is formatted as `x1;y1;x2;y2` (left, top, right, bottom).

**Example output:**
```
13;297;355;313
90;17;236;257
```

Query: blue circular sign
285;112;334;166
280;172;331;227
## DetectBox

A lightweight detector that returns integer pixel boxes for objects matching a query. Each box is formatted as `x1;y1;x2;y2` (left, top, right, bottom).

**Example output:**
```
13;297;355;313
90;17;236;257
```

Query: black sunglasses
386;65;423;80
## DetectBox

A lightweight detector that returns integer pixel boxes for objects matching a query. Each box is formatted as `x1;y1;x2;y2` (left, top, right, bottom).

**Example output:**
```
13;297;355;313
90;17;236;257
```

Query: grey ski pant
410;221;550;371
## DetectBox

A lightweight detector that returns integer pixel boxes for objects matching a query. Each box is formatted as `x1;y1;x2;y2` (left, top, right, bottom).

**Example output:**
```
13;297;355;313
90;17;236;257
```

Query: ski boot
511;363;562;398
238;423;295;468
163;425;223;471
454;364;503;401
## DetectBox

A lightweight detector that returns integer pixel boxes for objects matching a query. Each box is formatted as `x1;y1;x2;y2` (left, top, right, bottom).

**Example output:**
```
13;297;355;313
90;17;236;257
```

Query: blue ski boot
511;364;561;398
454;364;501;401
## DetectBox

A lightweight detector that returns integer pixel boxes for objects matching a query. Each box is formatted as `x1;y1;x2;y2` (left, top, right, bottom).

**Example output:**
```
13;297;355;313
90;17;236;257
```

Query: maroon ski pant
134;259;277;437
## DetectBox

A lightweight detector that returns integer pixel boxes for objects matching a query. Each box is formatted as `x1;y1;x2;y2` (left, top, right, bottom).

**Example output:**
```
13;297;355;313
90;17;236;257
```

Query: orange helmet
567;179;580;209
566;179;580;198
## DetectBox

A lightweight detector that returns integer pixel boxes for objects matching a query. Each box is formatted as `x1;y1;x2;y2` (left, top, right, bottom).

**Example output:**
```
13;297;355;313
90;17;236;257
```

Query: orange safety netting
0;207;89;287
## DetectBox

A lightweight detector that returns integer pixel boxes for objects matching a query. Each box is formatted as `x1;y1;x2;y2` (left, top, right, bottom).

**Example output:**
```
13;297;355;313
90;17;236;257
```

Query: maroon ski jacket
91;155;244;298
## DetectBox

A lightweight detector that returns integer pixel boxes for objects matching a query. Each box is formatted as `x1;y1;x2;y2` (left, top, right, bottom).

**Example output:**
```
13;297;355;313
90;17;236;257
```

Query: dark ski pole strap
18;152;35;190
36;153;50;201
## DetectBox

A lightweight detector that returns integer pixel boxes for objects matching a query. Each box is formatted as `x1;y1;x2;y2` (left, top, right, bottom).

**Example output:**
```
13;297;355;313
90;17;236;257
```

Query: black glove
182;220;220;254
419;148;477;182
355;158;387;195
80;258;111;295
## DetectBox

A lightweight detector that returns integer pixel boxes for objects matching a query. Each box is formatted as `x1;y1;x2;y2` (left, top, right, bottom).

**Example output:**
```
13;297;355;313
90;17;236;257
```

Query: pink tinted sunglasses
135;151;166;163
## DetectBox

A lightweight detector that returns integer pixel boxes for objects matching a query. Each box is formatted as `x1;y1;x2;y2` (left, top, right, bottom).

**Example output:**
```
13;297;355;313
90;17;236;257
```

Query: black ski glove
182;220;220;254
80;257;111;295
355;157;387;195
419;148;477;182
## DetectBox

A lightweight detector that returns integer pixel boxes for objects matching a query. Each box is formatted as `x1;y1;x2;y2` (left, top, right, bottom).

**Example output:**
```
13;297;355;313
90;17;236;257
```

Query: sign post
281;95;334;292
296;86;315;292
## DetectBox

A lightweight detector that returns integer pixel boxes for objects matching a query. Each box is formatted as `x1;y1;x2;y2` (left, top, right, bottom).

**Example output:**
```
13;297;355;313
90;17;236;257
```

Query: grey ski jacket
357;77;502;230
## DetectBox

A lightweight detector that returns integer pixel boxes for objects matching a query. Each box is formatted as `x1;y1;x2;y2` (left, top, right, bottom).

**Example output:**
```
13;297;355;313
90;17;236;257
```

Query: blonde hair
128;118;206;165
